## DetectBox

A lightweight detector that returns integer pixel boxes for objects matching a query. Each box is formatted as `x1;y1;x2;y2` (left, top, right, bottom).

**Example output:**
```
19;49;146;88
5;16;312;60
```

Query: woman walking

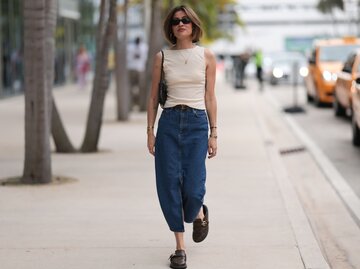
147;5;217;269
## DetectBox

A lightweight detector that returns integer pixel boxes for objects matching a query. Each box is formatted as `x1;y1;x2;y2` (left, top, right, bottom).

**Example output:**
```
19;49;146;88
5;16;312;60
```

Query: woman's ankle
196;206;204;220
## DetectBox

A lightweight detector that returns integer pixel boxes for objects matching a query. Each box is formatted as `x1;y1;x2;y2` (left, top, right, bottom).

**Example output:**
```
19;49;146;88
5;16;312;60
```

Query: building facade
0;0;97;98
212;0;359;55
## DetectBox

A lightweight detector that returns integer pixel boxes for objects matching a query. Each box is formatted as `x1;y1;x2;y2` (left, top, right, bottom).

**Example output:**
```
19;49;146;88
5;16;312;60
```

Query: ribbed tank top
163;46;206;109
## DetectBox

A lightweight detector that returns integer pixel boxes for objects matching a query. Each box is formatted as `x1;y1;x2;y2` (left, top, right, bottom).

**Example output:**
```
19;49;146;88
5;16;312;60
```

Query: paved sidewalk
0;74;332;269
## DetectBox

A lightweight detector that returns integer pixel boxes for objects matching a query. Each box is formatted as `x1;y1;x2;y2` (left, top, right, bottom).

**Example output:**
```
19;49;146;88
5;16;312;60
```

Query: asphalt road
267;82;360;198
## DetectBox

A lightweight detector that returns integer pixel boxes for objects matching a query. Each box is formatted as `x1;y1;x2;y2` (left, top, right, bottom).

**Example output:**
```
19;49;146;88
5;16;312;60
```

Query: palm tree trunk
81;0;117;152
115;0;130;121
51;99;77;152
22;0;56;184
139;0;164;111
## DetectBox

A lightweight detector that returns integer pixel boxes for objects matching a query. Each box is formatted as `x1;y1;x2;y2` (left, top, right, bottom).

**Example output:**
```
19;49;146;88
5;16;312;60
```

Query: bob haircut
163;5;203;45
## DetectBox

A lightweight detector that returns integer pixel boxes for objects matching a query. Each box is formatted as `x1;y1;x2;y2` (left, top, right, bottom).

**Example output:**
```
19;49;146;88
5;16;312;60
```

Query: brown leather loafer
169;250;187;269
192;204;209;243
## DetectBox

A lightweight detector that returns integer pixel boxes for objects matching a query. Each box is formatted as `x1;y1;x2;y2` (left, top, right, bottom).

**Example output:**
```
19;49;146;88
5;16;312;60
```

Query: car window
343;53;357;73
319;45;360;62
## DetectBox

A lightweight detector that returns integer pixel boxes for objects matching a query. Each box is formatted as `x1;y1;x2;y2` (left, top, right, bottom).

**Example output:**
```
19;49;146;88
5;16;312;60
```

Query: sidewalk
0;73;345;269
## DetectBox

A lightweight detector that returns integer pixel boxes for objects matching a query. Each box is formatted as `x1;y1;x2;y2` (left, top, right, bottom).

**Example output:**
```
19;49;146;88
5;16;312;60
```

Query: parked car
351;77;360;146
305;37;360;106
265;52;308;85
333;50;360;117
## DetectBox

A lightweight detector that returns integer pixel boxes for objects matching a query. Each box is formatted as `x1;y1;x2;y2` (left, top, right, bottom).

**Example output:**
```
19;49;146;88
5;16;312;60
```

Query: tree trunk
139;0;164;111
51;99;77;152
22;0;56;184
80;0;117;152
115;0;130;121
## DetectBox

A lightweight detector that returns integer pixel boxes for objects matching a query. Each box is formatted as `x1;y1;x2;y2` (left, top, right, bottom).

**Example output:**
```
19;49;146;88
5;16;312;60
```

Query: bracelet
210;126;217;129
209;134;218;139
147;126;154;133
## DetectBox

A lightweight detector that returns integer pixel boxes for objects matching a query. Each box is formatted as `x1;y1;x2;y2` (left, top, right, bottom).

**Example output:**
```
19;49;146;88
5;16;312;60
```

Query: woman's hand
147;134;156;156
208;137;217;159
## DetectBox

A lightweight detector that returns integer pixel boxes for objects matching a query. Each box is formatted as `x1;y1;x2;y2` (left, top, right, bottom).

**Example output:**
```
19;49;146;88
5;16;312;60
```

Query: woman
75;45;90;89
147;5;217;269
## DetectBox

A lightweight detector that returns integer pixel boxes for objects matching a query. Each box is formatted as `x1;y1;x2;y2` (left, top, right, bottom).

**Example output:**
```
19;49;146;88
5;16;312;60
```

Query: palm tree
115;0;131;121
139;0;163;111
51;99;76;153
317;0;344;35
51;0;120;153
81;0;117;152
317;0;344;13
22;0;57;184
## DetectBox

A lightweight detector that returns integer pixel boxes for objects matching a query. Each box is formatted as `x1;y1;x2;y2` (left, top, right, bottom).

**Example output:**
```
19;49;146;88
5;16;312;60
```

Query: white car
265;52;308;85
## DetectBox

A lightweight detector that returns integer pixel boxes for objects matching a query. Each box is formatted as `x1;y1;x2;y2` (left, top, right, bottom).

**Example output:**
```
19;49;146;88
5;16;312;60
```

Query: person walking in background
254;49;264;90
127;36;148;108
234;50;250;89
147;5;217;269
75;45;90;90
107;47;115;82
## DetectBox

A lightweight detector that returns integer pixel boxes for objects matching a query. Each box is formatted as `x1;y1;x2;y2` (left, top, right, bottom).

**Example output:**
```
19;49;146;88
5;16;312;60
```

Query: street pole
293;61;298;107
283;60;305;114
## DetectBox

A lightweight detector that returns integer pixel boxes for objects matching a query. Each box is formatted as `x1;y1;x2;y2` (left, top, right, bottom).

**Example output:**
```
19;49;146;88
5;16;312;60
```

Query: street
268;82;360;198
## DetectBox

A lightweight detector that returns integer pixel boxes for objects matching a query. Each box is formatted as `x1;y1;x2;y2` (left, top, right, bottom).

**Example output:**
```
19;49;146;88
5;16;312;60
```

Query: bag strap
160;50;164;81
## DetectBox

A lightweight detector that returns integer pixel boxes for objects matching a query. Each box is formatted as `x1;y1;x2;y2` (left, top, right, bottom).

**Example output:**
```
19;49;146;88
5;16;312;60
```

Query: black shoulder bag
158;50;167;108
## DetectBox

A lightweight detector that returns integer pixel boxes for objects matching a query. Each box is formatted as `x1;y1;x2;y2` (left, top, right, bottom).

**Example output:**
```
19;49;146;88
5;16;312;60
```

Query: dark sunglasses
171;17;192;26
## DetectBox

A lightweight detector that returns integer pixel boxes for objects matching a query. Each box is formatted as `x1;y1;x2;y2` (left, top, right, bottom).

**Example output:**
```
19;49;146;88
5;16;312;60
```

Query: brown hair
163;5;203;45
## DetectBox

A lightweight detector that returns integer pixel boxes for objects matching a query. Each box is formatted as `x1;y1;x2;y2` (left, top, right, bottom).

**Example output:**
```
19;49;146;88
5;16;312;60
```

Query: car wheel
306;93;313;103
270;78;277;85
352;115;360;147
334;93;346;117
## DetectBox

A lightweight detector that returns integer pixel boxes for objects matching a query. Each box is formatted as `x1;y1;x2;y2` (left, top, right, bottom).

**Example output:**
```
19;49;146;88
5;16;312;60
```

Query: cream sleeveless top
163;46;206;110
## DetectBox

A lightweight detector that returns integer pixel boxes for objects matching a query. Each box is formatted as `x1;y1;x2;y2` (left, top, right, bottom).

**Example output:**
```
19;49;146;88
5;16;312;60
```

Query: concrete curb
265;91;360;226
253;92;331;269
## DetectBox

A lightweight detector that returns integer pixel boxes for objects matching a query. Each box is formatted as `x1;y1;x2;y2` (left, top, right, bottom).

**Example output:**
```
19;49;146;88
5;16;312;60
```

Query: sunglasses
171;17;192;26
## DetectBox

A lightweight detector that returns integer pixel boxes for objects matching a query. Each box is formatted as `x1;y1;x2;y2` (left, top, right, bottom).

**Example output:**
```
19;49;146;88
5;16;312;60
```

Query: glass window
319;45;360;62
1;0;23;96
343;53;356;73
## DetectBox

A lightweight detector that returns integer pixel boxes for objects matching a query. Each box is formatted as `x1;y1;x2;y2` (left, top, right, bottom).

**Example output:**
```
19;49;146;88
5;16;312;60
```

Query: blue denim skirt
155;107;209;232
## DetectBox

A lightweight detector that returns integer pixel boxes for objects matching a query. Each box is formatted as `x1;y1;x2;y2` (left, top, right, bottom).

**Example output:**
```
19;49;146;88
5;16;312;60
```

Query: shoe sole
170;264;187;269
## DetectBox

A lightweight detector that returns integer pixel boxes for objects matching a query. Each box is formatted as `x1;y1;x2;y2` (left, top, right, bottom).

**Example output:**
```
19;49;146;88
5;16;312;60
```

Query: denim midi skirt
155;107;209;232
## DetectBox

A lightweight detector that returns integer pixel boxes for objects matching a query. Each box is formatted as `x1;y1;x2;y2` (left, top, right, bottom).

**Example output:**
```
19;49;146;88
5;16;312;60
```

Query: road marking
266;91;360;225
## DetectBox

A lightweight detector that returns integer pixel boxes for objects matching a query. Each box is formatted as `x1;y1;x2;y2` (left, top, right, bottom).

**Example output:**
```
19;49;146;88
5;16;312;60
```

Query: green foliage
126;0;241;43
317;0;344;13
163;0;242;43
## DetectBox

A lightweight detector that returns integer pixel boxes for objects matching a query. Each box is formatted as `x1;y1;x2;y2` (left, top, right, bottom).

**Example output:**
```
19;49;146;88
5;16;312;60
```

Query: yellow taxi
305;37;360;106
333;49;360;116
351;77;360;146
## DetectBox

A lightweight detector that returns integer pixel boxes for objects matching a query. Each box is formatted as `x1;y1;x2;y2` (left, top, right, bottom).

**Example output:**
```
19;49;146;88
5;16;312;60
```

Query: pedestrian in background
147;5;217;269
254;49;264;90
127;36;148;108
75;45;90;90
107;47;115;81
